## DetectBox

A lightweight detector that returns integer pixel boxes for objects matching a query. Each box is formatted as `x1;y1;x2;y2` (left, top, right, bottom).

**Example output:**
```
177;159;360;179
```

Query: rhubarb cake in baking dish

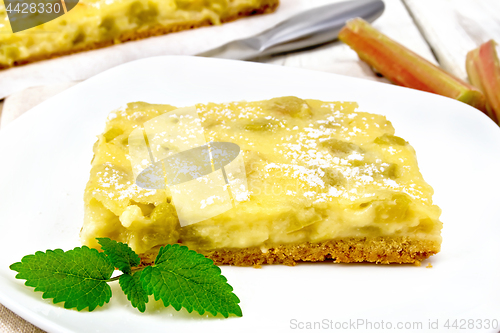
0;0;278;69
81;97;442;266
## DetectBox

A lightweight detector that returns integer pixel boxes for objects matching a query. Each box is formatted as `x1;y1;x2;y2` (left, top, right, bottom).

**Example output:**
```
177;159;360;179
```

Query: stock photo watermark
129;106;248;226
289;318;500;331
3;0;79;33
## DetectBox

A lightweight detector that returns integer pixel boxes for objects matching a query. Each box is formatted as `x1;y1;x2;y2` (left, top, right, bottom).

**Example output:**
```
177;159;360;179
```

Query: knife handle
246;0;385;56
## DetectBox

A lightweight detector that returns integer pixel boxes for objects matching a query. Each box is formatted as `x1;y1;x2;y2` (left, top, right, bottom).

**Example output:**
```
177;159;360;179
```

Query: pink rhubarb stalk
466;40;500;124
338;18;486;112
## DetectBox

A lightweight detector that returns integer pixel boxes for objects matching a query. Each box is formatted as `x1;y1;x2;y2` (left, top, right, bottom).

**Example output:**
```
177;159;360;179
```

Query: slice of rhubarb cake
81;97;442;266
0;0;279;69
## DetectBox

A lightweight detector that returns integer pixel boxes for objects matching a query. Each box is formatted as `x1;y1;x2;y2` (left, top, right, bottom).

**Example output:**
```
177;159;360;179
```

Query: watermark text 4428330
3;0;79;33
290;318;499;331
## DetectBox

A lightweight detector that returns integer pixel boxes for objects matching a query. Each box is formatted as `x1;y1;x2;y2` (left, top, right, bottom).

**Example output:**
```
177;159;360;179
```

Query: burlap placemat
0;304;44;333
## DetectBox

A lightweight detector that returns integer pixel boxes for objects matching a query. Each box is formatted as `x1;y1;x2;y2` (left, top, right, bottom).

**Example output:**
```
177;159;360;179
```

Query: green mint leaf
141;244;242;318
10;246;114;311
119;272;149;312
97;238;140;274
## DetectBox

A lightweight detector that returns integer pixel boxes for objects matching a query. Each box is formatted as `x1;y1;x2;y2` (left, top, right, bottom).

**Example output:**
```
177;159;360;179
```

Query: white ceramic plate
0;56;499;333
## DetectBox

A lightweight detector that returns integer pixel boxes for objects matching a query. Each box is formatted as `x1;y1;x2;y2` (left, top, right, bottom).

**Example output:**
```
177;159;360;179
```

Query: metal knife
198;0;385;60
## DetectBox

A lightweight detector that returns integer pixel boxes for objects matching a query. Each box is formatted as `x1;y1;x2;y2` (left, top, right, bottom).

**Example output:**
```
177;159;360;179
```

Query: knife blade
198;0;385;60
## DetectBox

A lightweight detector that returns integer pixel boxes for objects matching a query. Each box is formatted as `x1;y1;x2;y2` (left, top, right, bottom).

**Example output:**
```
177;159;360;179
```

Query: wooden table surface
0;0;499;331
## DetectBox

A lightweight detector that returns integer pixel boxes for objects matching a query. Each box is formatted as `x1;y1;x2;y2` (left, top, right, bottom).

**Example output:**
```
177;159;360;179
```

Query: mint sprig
10;239;242;317
142;244;242;317
10;247;114;311
119;272;149;313
97;238;140;274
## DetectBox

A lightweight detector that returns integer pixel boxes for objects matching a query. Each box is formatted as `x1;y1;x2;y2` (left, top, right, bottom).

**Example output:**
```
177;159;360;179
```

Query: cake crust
138;237;439;267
